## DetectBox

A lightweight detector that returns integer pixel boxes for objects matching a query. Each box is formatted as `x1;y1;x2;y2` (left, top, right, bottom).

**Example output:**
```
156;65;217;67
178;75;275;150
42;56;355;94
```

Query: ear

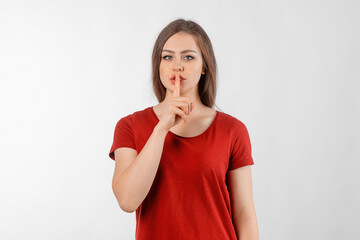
201;63;205;74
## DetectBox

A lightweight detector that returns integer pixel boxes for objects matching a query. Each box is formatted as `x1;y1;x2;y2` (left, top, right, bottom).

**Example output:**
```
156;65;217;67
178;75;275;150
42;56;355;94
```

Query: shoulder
216;110;251;142
118;106;152;121
115;106;154;128
217;110;248;130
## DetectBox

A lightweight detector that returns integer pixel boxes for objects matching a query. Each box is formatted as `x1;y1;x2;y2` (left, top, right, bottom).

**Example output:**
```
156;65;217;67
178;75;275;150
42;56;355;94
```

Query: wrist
154;123;169;136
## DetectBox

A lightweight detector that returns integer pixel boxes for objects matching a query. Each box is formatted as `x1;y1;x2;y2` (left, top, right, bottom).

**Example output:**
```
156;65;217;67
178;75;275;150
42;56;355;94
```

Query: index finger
173;74;180;97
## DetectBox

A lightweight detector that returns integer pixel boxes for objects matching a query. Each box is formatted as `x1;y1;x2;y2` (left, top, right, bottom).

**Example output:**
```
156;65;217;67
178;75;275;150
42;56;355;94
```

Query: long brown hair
151;18;222;111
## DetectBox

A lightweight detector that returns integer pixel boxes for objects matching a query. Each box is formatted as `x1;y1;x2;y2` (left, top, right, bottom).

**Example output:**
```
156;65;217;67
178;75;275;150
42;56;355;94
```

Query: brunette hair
151;18;221;111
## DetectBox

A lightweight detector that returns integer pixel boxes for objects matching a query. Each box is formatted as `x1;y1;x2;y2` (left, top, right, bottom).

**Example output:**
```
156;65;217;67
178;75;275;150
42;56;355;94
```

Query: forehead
162;32;200;52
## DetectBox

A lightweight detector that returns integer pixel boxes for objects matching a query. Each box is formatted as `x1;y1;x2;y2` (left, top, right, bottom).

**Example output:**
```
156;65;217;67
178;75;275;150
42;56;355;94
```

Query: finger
170;97;190;106
173;74;180;97
170;96;190;101
172;106;187;123
170;101;189;116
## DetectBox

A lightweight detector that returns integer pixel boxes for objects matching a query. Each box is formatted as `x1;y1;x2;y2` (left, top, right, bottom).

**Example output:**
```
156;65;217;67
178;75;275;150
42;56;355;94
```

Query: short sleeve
108;116;137;161
228;121;254;170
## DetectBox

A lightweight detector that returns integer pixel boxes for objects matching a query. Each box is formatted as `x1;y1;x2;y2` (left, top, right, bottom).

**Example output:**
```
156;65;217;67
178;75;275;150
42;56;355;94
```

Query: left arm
227;165;259;240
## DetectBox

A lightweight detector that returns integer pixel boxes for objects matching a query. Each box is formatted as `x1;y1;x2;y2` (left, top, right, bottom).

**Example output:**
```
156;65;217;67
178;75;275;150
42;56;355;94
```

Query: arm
112;124;168;213
227;165;259;240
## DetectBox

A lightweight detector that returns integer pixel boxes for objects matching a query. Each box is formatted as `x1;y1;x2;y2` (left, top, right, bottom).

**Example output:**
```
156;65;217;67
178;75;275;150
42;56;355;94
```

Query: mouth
171;79;184;84
170;74;186;81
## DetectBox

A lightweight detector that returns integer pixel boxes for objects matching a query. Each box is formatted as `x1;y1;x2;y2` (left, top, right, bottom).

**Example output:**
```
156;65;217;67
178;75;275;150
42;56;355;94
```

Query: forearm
233;206;259;240
114;123;168;212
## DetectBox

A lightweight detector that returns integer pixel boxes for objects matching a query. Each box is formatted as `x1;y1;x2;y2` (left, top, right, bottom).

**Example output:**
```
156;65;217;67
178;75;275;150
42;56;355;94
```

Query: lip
171;79;184;84
170;74;185;81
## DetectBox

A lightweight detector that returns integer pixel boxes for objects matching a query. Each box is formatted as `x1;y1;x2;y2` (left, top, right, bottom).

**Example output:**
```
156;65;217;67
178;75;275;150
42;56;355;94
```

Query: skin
153;32;259;239
228;166;259;239
153;32;216;136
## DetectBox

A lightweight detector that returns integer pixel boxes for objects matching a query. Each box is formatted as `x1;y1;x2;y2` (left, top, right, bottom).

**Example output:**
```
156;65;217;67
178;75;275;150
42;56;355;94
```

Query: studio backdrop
0;0;359;239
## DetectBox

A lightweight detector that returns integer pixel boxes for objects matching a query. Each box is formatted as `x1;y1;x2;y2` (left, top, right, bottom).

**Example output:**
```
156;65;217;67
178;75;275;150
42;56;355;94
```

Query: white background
0;0;359;239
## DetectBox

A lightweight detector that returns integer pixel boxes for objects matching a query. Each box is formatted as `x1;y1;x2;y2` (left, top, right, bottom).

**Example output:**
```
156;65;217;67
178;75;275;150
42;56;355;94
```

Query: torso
153;104;217;138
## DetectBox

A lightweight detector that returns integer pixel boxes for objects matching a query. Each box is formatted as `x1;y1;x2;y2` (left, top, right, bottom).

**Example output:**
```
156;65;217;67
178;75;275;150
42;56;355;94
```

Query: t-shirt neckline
149;106;219;139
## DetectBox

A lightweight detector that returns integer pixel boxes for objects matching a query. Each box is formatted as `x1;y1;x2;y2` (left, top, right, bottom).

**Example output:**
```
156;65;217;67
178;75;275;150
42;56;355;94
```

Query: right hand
158;75;195;131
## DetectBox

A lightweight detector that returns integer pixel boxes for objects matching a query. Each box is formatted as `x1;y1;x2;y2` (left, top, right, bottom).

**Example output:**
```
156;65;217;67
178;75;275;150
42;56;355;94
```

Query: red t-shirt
109;106;254;240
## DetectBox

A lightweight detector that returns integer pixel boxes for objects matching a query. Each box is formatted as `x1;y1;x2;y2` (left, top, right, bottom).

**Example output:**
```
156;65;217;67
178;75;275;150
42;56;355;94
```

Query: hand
157;74;195;131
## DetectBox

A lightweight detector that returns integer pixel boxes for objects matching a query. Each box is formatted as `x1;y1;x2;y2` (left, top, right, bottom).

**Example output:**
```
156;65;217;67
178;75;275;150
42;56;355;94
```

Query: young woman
109;18;259;240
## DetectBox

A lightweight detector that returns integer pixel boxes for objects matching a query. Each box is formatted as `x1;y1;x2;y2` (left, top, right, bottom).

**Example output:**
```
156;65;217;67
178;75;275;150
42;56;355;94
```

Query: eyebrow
162;49;197;54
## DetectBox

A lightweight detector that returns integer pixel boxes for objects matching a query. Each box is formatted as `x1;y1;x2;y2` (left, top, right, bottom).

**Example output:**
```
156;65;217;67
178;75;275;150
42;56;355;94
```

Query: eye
162;55;194;60
162;55;172;60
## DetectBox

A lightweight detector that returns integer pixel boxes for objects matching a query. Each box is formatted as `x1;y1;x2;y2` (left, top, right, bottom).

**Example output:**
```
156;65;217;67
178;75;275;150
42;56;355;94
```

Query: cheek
159;64;164;75
159;63;167;83
159;62;167;73
189;62;203;75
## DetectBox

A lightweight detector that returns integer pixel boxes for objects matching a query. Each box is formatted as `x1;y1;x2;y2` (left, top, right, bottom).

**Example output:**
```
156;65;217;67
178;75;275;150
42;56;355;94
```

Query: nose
173;59;184;71
174;65;183;72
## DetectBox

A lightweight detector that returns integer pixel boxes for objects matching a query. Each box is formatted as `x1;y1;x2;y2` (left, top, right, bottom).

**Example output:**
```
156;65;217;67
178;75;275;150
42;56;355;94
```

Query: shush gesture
158;74;195;131
173;73;181;98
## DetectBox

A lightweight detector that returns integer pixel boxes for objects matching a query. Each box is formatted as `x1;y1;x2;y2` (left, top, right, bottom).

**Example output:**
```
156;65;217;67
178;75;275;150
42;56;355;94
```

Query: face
159;32;204;98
